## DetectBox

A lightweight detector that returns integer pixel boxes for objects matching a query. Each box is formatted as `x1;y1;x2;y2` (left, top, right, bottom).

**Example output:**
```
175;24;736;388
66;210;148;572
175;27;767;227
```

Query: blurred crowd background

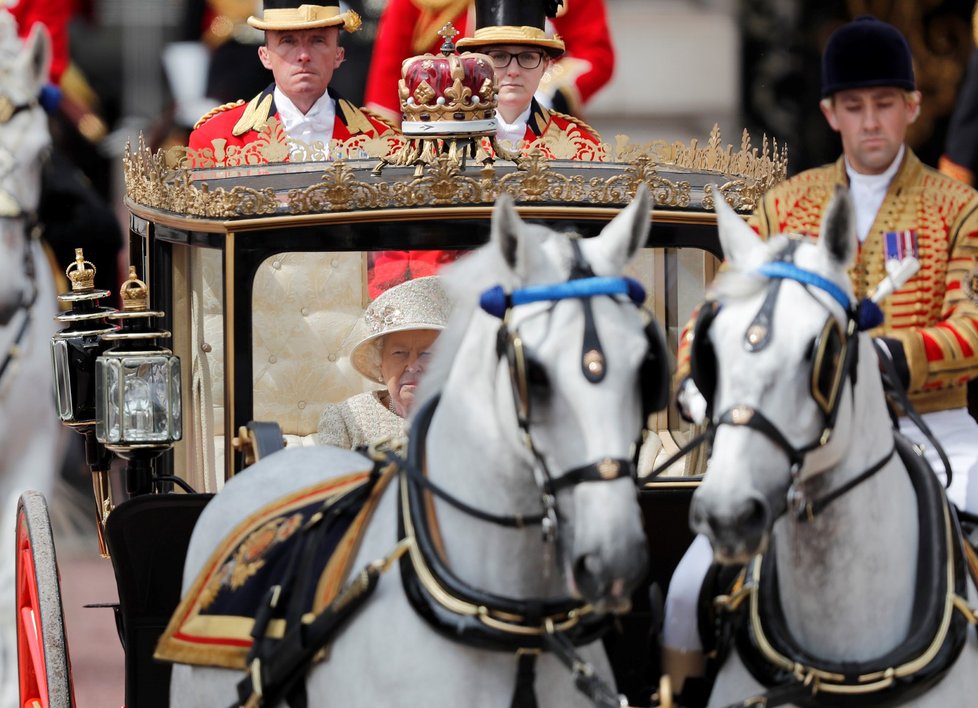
29;1;978;240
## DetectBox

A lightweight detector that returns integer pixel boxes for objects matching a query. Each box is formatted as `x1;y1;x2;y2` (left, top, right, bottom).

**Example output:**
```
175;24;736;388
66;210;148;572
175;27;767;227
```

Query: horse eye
805;338;817;362
525;355;550;392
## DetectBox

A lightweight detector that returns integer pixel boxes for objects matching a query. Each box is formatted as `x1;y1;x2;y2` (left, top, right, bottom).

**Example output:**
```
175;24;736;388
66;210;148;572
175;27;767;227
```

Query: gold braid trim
546;108;602;142
192;100;245;131
338;99;385;136
359;107;398;134
232;93;274;137
412;0;470;53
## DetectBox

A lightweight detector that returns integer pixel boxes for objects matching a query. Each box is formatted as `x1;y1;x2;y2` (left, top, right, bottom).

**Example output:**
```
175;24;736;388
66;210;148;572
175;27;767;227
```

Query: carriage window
171;240;717;489
238;246;717;476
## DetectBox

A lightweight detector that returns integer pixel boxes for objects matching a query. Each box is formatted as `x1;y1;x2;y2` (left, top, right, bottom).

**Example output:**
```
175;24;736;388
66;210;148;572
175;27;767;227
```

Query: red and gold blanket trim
155;464;396;669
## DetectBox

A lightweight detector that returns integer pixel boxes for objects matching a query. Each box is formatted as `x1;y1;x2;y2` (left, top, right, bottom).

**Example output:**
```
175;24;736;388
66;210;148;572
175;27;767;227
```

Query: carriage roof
120;127;785;488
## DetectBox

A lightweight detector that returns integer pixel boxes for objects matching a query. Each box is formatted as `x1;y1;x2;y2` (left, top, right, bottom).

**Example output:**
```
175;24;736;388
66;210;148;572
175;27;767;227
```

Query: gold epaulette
359;106;399;135
548;109;602;141
232;93;274;137
337;98;383;136
193;100;245;131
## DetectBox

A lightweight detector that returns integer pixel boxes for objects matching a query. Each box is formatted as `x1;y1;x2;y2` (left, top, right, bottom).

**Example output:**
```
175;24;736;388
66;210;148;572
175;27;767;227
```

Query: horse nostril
737;494;770;536
573;554;605;599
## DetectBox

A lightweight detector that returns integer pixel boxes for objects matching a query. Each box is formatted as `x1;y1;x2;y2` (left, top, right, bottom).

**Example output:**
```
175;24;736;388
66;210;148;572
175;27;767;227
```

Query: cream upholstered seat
186;249;377;488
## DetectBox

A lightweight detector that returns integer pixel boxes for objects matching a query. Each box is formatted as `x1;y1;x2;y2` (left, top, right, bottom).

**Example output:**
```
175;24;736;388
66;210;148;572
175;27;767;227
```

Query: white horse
168;186;663;706
0;13;62;708
687;187;978;706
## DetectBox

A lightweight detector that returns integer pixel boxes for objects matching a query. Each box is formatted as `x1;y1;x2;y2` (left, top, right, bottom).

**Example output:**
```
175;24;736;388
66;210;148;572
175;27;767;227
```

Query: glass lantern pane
51;339;73;421
168;356;182;441
95;357;121;443
119;355;169;442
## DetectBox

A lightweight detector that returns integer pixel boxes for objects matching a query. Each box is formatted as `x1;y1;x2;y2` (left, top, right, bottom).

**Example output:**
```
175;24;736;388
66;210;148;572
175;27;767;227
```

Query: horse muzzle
690;490;771;565
571;529;648;612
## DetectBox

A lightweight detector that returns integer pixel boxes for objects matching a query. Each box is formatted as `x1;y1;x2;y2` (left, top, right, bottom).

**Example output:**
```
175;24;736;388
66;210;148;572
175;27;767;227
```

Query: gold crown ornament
66;248;97;292
119;266;150;312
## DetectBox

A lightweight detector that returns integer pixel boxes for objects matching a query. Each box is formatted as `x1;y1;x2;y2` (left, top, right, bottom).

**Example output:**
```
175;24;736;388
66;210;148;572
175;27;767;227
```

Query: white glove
677;377;708;425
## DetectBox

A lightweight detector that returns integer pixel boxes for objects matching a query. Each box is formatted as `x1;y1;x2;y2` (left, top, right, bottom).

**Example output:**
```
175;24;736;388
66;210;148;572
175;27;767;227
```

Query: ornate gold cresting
124;125;788;218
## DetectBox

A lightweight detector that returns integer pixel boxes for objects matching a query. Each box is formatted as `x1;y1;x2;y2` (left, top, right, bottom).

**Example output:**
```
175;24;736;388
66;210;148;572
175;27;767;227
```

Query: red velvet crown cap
399;51;498;137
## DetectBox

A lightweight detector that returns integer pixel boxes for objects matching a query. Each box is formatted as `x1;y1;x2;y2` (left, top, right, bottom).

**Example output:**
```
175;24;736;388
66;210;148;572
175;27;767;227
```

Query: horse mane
709;233;827;302
413;225;576;414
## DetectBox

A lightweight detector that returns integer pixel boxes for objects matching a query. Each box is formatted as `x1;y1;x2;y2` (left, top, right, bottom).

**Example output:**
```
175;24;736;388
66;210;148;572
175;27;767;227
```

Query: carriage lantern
51;249;118;426
51;248;120;556
95;266;182;495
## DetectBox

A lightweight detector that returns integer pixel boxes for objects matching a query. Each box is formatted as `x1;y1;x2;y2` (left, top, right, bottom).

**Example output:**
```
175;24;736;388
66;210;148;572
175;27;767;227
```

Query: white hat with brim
349;276;452;384
247;4;363;33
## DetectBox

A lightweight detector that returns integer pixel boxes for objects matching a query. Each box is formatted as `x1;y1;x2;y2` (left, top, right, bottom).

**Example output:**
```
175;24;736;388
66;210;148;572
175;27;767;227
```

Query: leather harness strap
711;436;978;708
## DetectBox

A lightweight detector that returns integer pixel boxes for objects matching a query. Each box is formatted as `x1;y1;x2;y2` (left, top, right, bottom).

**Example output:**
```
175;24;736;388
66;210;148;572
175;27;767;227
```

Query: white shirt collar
496;105;532;148
273;87;336;158
845;144;904;243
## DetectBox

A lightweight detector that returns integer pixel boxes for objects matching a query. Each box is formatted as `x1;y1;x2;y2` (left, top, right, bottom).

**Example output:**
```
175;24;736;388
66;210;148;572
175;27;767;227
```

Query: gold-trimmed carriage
18;125;786;707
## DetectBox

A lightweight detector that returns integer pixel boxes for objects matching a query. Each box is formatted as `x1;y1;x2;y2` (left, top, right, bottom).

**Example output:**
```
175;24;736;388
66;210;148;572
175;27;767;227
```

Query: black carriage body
111;141;780;704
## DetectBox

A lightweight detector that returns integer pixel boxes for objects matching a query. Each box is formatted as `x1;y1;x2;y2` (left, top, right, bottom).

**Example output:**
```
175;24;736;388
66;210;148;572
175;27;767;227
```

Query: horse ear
589;184;651;272
19;23;51;93
818;186;857;268
713;186;762;266
491;192;527;274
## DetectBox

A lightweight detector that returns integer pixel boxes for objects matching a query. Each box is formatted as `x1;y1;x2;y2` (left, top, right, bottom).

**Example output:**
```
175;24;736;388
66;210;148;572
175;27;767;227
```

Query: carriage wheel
16;491;74;707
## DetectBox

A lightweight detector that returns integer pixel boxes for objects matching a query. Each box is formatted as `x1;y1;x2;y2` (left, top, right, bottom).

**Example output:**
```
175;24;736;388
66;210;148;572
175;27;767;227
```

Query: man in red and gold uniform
365;0;612;126
662;17;978;701
189;1;395;166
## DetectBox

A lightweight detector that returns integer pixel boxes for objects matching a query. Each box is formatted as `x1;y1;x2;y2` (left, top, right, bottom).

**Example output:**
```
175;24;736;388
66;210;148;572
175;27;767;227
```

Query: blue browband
755;262;852;312
479;276;646;318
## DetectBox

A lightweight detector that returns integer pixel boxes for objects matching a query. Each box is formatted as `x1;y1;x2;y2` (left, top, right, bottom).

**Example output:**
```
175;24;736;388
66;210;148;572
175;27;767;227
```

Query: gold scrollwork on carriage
124;124;788;218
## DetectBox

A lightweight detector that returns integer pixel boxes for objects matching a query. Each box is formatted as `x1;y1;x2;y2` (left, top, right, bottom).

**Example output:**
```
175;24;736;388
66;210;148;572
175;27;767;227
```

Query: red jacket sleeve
364;0;426;121
549;0;615;106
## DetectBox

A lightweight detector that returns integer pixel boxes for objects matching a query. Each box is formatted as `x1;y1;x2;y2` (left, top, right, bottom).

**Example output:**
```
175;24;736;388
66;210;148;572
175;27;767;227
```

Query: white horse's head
689;187;861;563
0;12;51;216
425;185;661;608
0;13;51;320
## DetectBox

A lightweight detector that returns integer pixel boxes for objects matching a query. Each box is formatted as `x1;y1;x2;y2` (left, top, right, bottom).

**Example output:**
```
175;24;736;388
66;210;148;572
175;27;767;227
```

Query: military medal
883;230;918;275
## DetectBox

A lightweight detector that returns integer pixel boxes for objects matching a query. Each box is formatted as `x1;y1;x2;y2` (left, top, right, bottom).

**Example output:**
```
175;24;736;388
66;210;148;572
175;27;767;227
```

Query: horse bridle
700;241;897;521
0;91;42;219
478;239;647;546
390;244;647;708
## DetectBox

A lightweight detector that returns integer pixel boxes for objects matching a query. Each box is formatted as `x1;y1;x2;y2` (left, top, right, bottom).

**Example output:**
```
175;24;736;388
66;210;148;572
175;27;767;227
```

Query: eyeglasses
486;50;546;70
